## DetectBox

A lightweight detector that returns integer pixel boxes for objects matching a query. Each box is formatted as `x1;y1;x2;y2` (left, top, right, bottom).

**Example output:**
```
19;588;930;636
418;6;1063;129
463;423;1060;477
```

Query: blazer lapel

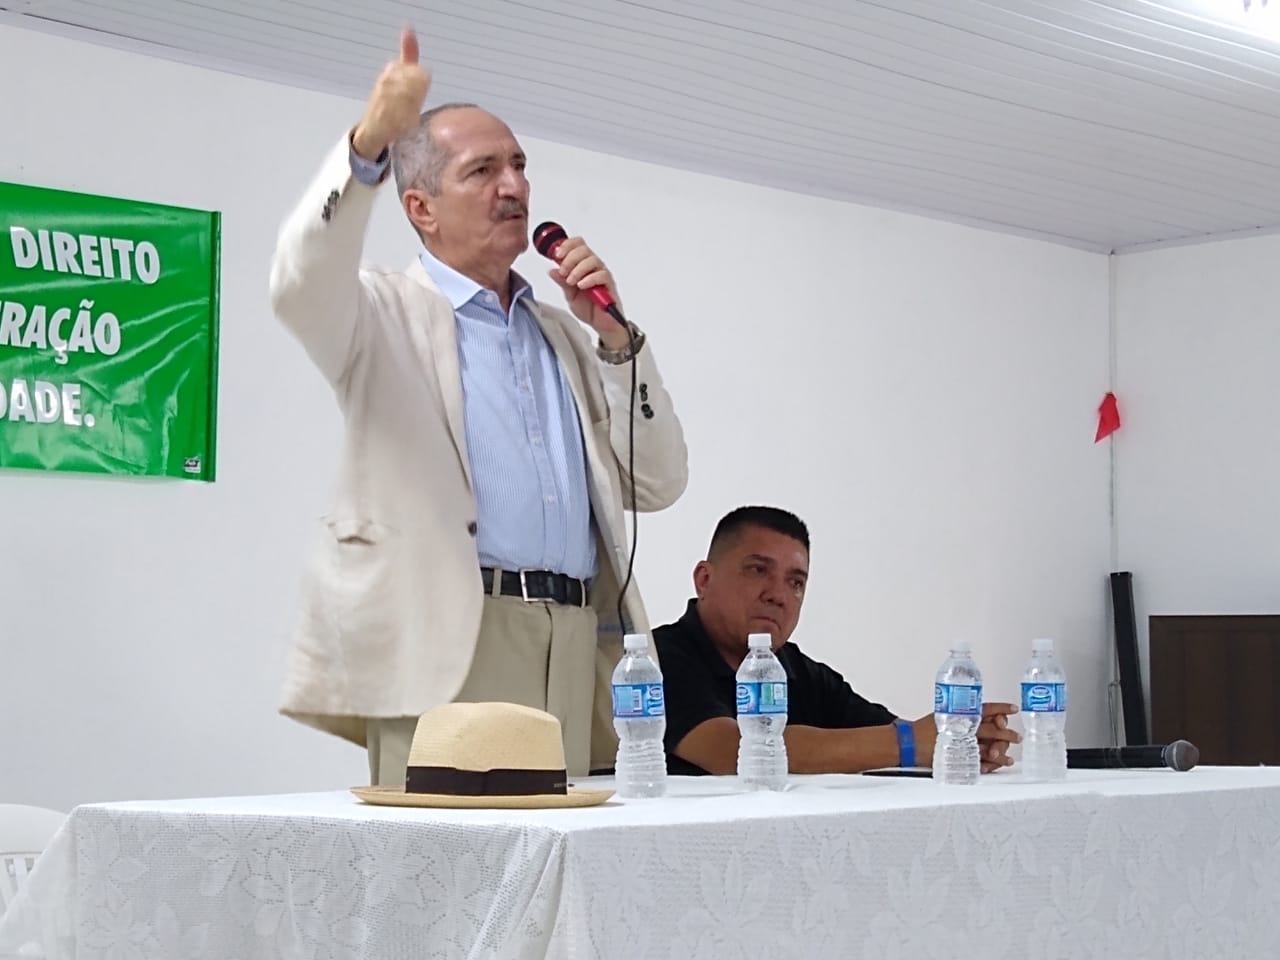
405;258;472;490
529;300;595;428
528;300;620;516
529;301;636;591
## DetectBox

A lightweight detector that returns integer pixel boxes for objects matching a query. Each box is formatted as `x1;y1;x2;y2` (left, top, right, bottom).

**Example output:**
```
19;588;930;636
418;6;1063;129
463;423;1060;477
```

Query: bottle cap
1032;637;1054;653
747;632;772;650
951;639;972;653
623;633;649;652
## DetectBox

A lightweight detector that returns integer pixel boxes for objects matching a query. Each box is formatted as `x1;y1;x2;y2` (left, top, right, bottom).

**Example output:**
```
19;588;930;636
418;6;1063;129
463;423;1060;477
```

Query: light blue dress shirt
350;144;598;580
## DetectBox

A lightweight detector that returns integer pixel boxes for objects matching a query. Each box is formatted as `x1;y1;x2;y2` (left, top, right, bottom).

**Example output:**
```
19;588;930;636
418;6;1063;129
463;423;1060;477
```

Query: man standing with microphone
269;28;688;783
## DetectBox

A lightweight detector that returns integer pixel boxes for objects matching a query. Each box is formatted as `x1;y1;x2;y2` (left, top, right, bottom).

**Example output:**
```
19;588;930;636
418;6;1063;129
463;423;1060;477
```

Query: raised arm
268;28;430;385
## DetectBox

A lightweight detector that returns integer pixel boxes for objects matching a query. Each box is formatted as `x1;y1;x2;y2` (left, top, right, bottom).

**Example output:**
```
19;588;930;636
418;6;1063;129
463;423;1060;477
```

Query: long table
3;767;1279;959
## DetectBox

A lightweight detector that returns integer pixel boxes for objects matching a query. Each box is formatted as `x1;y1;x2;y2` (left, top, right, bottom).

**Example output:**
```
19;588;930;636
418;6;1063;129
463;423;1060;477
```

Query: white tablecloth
3;767;1280;959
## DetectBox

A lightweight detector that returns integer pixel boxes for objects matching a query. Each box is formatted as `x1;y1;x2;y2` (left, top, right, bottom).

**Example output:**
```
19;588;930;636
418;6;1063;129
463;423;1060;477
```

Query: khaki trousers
366;592;599;785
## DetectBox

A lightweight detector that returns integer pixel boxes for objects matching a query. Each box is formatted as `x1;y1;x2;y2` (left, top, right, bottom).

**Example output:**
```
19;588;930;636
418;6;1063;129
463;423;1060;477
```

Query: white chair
0;804;67;913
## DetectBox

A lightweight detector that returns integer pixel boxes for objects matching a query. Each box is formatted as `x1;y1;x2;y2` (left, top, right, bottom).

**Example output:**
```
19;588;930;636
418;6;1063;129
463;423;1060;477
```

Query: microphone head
532;221;567;258
1163;739;1200;771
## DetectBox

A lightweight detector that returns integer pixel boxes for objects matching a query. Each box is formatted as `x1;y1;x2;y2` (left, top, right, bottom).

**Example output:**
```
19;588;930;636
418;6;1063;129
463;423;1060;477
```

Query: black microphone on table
1066;740;1200;772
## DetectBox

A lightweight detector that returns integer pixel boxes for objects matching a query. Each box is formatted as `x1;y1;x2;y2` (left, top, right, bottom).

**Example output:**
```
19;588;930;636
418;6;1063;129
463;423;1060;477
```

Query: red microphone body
532;221;618;313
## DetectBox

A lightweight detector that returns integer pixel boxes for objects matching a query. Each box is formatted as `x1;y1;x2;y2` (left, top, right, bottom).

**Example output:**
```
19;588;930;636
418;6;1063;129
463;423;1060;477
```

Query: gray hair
391;102;480;197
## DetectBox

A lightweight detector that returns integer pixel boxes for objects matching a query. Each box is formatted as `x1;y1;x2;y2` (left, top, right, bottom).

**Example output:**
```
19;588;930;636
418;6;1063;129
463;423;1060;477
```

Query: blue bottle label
934;682;982;715
1021;681;1067;713
612;682;665;719
737;680;788;716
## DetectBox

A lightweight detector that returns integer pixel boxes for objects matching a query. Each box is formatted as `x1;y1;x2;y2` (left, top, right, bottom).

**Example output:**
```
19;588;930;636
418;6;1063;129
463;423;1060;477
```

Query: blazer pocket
320;513;400;637
324;514;395;582
326;513;389;547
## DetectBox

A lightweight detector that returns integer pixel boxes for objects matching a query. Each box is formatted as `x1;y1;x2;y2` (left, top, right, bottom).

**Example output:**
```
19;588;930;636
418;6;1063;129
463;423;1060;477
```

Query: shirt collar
418;247;532;311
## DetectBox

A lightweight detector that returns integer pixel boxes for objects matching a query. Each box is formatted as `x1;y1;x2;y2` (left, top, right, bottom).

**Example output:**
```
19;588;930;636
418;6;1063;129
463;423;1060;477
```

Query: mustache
495;199;528;221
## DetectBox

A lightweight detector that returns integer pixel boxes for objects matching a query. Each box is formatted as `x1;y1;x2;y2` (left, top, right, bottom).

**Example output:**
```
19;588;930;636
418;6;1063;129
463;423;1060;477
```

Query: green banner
0;181;220;481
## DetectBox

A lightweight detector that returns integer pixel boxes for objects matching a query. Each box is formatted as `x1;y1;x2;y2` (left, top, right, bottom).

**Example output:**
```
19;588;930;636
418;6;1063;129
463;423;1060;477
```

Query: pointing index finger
400;26;420;64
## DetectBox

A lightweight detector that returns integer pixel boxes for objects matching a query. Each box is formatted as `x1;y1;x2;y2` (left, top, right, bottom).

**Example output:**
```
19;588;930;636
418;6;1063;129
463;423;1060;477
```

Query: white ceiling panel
7;0;1280;251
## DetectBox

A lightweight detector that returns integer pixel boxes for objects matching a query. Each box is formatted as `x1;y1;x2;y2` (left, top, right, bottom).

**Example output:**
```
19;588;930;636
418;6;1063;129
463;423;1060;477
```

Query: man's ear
403;188;437;240
693;560;711;597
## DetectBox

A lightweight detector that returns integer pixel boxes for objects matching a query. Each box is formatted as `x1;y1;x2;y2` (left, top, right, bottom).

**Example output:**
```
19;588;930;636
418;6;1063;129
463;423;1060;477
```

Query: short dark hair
708;506;809;559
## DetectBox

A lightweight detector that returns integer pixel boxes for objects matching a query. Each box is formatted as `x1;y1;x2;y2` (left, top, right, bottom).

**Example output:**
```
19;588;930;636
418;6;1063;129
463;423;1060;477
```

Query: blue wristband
893;718;915;768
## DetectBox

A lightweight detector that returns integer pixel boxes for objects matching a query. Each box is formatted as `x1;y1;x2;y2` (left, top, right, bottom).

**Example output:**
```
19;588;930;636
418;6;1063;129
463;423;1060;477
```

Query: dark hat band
405;765;568;797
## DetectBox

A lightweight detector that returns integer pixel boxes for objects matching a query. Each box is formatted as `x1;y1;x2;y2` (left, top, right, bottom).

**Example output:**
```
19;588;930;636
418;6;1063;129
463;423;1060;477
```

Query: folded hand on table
977;702;1020;773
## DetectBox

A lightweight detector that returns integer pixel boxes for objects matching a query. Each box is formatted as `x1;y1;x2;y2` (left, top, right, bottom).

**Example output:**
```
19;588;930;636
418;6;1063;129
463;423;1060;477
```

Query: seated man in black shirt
653;505;1020;776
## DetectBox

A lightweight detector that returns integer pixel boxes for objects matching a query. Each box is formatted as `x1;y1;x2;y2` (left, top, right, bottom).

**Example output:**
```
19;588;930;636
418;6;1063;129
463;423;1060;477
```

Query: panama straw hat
351;702;614;809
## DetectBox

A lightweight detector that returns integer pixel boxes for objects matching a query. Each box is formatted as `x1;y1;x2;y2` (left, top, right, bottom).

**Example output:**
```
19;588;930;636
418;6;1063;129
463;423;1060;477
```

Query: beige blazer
269;133;689;770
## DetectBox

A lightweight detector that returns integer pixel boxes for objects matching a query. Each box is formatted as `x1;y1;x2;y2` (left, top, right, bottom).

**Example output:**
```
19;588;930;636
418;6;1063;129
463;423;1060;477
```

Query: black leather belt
482;567;588;607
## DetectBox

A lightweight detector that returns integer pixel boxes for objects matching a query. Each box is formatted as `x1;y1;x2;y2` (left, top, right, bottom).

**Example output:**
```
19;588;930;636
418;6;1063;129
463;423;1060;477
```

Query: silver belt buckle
518;569;587;606
519;569;539;602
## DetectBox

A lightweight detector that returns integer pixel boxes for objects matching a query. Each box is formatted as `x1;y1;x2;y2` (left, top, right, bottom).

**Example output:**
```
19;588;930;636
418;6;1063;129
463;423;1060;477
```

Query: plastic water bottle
611;633;667;798
736;632;789;790
1020;637;1068;781
933;640;983;785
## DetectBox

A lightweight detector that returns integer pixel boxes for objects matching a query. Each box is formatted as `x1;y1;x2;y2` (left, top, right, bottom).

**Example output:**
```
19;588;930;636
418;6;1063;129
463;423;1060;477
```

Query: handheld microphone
1066;740;1200;772
532;221;624;321
531;219;637;636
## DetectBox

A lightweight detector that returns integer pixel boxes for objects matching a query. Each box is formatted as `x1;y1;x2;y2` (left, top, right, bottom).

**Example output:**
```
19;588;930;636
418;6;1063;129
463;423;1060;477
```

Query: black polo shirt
653;599;898;775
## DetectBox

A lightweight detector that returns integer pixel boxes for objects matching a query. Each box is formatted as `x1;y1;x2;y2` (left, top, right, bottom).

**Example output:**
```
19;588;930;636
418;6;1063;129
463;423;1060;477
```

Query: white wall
0;21;1113;811
1114;236;1280;708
